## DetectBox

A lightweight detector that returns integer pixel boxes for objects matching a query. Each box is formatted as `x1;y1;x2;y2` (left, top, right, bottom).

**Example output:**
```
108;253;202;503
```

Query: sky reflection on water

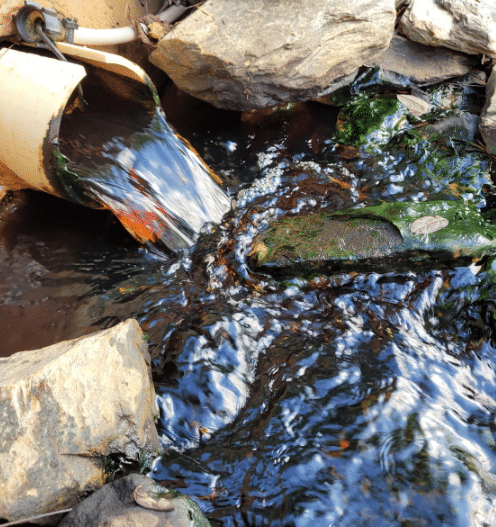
143;102;496;525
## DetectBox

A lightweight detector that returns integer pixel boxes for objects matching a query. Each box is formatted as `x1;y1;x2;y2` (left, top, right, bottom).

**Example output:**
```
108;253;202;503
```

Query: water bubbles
235;168;283;209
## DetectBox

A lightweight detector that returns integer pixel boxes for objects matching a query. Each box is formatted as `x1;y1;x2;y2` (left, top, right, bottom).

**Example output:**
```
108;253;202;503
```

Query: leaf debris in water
410;215;449;235
133;485;175;511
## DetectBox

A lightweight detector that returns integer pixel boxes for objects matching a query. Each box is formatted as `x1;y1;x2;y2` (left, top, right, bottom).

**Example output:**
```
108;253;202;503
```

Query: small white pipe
73;26;138;46
72;4;188;47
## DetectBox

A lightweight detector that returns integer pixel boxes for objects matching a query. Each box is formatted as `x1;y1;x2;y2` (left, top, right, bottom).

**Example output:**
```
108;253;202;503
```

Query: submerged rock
420;113;480;143
249;201;496;275
58;474;210;527
0;320;161;523
150;0;396;110
480;68;496;155
398;0;496;58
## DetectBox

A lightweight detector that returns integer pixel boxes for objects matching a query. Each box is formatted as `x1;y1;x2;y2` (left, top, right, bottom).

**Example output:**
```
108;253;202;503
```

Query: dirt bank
1;0;161;36
0;0;161;60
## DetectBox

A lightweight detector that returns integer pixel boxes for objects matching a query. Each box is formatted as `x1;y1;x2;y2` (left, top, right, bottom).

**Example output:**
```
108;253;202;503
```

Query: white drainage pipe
0;45;157;199
0;47;86;198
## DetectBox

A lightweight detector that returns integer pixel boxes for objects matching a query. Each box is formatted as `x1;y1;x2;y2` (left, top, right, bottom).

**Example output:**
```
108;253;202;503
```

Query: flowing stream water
2;86;496;526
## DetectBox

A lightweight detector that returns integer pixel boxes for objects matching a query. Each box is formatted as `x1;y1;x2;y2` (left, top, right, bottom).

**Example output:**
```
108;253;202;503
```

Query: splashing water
58;106;232;252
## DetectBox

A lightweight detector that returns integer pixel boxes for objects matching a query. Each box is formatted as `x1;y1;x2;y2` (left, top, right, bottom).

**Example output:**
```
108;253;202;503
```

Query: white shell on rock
410;215;449;235
397;94;430;117
133;485;175;511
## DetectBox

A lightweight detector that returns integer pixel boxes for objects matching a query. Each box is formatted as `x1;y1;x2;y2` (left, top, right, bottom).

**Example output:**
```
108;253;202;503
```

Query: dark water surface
2;95;496;526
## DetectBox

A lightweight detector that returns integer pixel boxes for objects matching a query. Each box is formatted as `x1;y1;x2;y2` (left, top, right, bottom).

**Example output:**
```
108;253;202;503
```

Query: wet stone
58;474;210;527
480;67;496;155
420;113;480;143
249;200;496;275
250;215;403;264
335;93;408;150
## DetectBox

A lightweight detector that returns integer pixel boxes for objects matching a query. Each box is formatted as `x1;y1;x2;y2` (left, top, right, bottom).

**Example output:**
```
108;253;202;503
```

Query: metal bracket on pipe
14;1;79;48
62;18;79;44
34;23;85;102
13;0;84;101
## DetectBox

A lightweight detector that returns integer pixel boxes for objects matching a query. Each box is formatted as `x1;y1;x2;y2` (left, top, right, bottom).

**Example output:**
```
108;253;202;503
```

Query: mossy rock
335;93;405;148
249;200;496;276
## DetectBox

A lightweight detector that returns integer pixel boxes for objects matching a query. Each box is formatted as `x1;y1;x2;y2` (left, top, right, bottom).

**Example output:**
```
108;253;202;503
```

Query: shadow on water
2;84;496;526
0;190;150;357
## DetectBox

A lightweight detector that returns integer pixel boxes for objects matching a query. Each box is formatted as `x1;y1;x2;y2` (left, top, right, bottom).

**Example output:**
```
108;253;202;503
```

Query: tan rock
0;319;161;523
371;34;476;86
150;0;396;110
398;0;496;58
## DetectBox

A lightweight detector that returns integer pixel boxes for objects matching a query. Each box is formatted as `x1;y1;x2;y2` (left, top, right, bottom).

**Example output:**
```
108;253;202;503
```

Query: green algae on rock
248;201;496;276
335;93;407;150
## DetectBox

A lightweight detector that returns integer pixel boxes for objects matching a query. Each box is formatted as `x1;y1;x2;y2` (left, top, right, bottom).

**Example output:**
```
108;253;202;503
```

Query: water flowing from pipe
58;106;232;252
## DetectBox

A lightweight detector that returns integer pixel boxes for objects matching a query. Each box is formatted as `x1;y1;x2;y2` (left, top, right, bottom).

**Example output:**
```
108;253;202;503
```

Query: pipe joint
15;1;78;47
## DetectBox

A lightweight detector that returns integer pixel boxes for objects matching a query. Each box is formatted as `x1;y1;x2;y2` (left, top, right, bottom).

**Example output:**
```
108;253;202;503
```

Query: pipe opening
55;61;231;252
55;64;158;206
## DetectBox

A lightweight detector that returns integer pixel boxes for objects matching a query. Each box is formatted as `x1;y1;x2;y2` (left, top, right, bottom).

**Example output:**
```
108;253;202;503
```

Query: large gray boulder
0;319;161;523
150;0;396;110
480;67;496;155
398;0;496;58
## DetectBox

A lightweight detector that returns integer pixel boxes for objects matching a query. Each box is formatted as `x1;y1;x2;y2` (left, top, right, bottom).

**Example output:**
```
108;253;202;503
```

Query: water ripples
3;98;496;525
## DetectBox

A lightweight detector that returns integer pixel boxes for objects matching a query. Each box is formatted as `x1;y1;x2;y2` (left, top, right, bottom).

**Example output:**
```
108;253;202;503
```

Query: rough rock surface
398;0;496;58
150;0;396;110
370;34;476;86
480;68;496;155
58;474;210;527
0;319;161;523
